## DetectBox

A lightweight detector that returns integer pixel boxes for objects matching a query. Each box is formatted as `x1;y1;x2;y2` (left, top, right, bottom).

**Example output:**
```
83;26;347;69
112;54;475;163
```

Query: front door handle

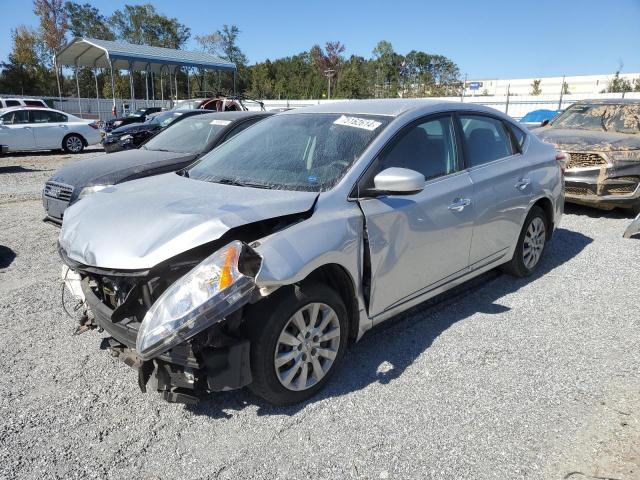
448;198;471;212
515;178;531;190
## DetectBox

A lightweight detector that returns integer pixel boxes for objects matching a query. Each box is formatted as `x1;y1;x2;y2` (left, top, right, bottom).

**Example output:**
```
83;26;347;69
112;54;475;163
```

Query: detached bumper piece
83;280;252;405
624;214;640;239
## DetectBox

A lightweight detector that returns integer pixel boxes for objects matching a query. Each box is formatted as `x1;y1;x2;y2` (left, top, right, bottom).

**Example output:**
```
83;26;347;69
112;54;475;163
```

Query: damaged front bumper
563;152;640;209
61;241;261;404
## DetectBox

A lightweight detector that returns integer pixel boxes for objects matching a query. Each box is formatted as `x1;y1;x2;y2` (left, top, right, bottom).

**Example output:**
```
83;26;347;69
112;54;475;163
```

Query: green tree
109;4;190;48
337;55;367;98
33;0;67;97
216;25;247;66
607;71;632;93
531;79;542;95
0;26;48;95
64;2;114;39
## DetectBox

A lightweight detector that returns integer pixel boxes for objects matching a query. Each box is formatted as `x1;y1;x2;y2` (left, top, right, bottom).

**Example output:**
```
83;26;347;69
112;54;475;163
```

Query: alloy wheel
274;302;341;391
522;217;546;270
66;136;83;153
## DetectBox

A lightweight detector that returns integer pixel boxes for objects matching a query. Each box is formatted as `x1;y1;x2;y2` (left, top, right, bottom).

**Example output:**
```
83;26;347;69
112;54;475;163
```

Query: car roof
277;99;500;117
574;98;640;105
0;106;67;114
185;111;274;121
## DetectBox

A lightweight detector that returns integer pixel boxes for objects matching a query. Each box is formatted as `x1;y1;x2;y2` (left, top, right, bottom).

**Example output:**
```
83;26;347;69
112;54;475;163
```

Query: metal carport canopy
56;37;236;73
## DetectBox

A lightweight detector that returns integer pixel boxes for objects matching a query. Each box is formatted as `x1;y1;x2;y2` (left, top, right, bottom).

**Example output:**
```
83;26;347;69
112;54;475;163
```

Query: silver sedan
59;99;564;405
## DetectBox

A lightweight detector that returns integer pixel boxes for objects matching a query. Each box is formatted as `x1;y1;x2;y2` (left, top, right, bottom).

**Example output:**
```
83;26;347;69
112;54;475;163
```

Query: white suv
0;98;47;109
0;107;102;153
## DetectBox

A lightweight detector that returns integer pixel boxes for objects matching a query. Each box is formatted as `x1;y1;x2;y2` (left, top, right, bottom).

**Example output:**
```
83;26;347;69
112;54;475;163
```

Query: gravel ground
0;150;639;480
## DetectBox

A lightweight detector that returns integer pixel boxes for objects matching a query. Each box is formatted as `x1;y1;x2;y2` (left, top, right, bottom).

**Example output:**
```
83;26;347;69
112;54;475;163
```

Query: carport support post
93;67;100;120
75;63;83;117
174;68;179;100
160;65;165;103
187;68;190;99
151;72;155;101
128;62;135;112
144;63;150;105
109;59;116;117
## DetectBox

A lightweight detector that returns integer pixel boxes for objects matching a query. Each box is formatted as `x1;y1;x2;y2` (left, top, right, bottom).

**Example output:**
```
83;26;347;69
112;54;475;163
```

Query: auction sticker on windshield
333;115;382;131
210;119;232;126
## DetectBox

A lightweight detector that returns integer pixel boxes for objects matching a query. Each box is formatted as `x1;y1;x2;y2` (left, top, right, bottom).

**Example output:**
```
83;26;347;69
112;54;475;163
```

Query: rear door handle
448;198;471;212
515;178;531;190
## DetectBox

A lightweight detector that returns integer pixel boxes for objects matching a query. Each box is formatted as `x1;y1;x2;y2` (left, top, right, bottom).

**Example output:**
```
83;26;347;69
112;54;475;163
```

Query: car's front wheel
62;134;85;154
501;205;548;277
244;282;348;405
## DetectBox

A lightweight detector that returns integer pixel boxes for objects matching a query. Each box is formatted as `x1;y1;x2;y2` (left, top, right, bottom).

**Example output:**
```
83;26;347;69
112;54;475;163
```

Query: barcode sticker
333;115;382;131
210;119;232;126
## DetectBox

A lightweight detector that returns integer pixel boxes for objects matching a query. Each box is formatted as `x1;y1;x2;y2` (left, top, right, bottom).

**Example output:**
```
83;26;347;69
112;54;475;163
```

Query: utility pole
460;73;467;102
324;69;335;100
558;75;565;110
505;84;510;115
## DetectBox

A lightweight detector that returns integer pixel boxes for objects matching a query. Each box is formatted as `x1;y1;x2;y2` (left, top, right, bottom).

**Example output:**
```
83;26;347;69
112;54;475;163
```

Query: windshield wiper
213;177;275;189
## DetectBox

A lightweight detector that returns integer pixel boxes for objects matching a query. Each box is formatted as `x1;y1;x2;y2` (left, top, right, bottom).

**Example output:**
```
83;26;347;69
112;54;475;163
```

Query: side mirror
540;119;550;127
372;167;425;195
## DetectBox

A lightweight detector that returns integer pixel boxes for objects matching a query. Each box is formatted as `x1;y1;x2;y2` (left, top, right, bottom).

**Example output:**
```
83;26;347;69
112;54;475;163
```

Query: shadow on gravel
188;227;593;418
565;202;638;220
0;165;51;174
0;245;16;268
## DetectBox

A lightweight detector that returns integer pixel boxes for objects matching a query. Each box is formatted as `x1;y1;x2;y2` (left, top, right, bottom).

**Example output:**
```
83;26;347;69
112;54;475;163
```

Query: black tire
62;134;85;154
243;282;349;406
501;206;548;277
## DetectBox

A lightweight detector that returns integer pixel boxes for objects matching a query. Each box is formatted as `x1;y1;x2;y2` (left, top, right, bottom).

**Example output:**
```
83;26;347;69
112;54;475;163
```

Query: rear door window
29;110;66;123
459;114;514;167
5;100;20;107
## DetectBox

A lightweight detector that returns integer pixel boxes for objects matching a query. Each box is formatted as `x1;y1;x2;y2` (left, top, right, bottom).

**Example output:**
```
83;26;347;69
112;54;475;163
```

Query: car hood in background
533;127;640;152
110;122;160;136
49;149;197;188
59;173;318;270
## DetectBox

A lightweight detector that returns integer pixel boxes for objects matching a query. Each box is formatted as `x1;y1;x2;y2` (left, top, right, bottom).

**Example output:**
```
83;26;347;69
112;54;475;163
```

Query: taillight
555;152;567;174
89;122;99;130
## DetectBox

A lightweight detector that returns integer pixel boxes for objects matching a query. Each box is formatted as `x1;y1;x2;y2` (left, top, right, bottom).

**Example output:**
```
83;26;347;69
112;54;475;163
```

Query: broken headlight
136;241;255;360
608;151;640;162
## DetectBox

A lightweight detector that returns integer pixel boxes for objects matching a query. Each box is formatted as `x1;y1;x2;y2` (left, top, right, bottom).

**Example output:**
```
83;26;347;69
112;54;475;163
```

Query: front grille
565;186;594;196
44;181;73;201
566;152;607;170
604;176;639;196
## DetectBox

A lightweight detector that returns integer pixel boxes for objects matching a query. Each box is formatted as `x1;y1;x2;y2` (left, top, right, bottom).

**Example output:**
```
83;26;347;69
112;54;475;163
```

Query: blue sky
1;0;639;79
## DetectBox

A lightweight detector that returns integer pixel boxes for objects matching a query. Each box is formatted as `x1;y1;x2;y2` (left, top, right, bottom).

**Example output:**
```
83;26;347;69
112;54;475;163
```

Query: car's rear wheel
62;134;85;154
501;206;548;277
244;282;348;405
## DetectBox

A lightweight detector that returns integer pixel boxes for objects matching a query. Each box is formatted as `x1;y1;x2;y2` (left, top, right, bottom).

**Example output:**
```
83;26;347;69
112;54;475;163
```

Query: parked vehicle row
43;111;273;223
102;109;213;153
0;97;48;109
55;99;563;405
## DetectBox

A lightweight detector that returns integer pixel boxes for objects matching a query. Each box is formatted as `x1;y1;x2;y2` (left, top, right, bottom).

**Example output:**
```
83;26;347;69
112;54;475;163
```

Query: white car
0;107;101;154
0;98;47;109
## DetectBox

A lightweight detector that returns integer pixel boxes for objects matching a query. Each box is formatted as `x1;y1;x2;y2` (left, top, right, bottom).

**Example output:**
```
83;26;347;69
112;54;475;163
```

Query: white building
464;72;640;96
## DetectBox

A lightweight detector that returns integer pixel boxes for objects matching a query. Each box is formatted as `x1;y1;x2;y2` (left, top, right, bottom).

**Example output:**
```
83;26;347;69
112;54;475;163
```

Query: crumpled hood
59;173;318;270
48;149;196;189
533;127;640;152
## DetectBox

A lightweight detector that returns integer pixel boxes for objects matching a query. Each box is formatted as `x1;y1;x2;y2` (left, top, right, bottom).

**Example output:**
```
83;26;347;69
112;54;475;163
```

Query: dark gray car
534;99;640;213
43;111;272;223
